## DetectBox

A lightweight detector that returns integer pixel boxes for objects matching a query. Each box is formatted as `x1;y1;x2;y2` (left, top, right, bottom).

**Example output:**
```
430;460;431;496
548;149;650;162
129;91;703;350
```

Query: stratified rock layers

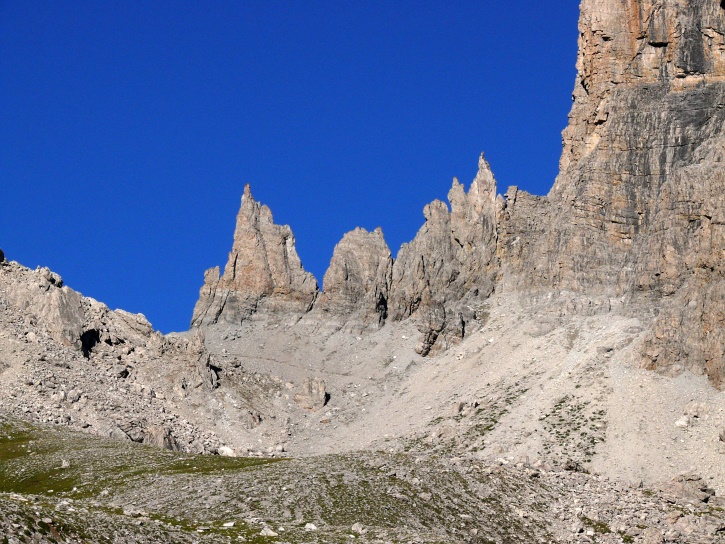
192;1;724;387
504;0;725;386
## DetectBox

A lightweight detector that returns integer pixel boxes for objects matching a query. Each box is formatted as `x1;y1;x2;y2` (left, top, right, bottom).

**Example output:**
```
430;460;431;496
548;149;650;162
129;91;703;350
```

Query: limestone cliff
192;0;725;387
498;0;725;386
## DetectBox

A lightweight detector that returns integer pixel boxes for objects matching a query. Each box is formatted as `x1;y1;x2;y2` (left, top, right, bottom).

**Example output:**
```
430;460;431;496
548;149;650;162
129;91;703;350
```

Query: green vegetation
581;515;611;534
540;396;606;462
0;418;278;499
0;414;553;543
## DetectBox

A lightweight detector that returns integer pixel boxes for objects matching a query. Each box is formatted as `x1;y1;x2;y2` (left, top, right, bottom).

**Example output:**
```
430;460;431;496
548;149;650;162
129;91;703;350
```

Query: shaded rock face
192;1;724;387
317;227;393;326
191;184;318;327
546;0;725;386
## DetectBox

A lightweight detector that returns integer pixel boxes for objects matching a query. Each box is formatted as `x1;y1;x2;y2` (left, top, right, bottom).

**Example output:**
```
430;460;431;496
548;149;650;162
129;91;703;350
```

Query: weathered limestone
549;0;725;385
191;184;318;327
317;227;393;327
191;1;725;387
389;154;499;353
0;263;156;354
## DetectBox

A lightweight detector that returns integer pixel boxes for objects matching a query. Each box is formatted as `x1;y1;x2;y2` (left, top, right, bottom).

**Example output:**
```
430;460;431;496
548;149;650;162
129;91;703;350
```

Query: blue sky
1;2;580;333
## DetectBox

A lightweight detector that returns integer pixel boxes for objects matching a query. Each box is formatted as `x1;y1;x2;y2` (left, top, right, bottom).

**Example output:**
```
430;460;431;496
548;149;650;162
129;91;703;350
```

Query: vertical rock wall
544;0;725;385
494;0;724;385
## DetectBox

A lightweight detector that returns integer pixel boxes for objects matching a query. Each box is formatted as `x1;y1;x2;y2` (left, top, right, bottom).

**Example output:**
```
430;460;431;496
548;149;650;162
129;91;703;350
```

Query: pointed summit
469;152;497;212
191;185;318;327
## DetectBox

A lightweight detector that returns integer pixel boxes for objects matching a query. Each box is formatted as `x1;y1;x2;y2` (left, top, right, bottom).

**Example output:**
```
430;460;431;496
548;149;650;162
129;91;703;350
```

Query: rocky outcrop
294;377;328;411
413;302;446;357
388;154;499;353
117;420;180;451
0;262;156;354
191;184;318;327
316;227;392;327
174;332;220;396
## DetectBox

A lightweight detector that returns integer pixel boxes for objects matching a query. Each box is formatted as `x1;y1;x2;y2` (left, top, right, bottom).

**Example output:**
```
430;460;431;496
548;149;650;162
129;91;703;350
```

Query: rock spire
317;226;393;327
191;184;318;327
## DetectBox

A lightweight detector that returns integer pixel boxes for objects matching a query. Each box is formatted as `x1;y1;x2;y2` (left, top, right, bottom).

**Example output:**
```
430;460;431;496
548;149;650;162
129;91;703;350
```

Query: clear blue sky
1;2;580;333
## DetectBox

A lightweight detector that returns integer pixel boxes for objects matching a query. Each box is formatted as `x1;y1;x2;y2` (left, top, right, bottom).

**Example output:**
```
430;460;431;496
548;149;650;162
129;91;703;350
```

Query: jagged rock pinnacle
191;185;318;327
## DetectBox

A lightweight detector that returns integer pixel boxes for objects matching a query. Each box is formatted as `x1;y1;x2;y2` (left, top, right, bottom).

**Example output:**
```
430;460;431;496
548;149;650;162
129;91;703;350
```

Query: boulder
142;425;180;451
294;378;328;411
666;473;716;504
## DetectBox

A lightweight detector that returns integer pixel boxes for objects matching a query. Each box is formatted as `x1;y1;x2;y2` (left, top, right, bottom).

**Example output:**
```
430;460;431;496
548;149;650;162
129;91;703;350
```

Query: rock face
192;1;725;387
191;184;318;327
495;0;725;386
540;0;724;386
191;160;498;352
317;227;392;327
389;154;499;351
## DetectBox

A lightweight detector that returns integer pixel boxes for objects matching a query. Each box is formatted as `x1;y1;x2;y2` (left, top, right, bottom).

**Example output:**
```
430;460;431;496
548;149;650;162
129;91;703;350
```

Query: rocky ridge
191;0;725;388
1;1;725;543
192;154;501;356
